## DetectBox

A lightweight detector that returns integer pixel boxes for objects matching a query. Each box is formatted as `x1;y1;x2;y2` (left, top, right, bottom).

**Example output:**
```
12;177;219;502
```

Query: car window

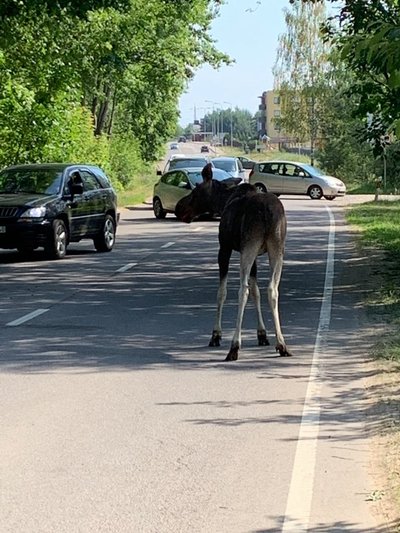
93;167;112;188
80;170;101;191
163;171;180;186
259;163;279;174
212;160;236;173
0;168;63;195
279;164;296;176
301;164;323;176
188;168;232;185
172;171;189;187
169;158;208;170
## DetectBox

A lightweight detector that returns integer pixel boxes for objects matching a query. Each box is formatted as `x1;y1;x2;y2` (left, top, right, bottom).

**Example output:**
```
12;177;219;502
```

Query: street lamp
223;101;233;147
205;100;221;144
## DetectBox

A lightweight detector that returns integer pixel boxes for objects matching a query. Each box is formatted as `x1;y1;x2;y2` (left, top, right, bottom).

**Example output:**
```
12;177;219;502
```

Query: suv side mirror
71;183;84;195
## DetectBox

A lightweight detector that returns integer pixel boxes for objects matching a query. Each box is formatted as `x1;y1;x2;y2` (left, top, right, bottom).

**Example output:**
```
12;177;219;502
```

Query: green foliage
347;200;400;255
0;0;230;188
202;108;256;143
274;0;332;152
107;133;149;191
304;1;400;146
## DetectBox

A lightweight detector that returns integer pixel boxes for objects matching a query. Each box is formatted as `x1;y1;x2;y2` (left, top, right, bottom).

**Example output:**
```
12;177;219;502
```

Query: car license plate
0;225;5;233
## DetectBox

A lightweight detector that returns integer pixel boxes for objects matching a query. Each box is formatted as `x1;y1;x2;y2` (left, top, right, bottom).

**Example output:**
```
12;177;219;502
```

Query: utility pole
224;101;233;147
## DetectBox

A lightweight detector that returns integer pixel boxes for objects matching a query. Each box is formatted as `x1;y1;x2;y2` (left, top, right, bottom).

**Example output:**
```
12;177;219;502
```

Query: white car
249;160;346;200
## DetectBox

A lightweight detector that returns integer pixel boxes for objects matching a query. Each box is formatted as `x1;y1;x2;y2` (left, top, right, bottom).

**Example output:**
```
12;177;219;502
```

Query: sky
178;0;291;126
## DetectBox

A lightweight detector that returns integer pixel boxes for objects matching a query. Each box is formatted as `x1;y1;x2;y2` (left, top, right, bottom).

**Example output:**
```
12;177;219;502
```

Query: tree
273;0;332;164
0;0;231;171
300;0;400;149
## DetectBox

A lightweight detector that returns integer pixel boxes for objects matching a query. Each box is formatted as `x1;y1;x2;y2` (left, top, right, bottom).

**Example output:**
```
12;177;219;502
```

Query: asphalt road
0;163;389;531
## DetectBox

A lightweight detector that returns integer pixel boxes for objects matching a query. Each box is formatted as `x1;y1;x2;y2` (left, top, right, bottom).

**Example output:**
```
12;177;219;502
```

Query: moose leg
226;247;258;361
267;246;292;357
209;246;232;347
249;260;269;346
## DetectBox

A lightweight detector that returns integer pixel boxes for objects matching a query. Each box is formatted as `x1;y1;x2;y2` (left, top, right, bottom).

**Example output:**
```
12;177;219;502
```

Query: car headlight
20;206;47;218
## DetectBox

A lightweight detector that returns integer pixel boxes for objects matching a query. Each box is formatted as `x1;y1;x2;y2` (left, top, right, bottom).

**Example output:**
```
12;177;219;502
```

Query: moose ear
201;163;213;183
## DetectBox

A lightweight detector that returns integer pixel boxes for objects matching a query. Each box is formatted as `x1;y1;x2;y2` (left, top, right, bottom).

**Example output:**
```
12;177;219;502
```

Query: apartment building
257;90;283;141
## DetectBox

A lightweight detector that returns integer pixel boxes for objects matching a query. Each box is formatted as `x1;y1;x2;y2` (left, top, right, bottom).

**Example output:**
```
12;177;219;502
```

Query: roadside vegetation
347;201;400;362
346;199;400;526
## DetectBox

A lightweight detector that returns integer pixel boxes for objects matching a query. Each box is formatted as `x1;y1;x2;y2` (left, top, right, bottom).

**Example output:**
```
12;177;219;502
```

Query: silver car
153;167;240;219
211;157;246;182
249;160;346;200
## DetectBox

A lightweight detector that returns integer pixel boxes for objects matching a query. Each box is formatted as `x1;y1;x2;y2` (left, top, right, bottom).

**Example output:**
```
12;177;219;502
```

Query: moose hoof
209;331;221;347
225;345;239;361
257;331;270;346
276;344;293;357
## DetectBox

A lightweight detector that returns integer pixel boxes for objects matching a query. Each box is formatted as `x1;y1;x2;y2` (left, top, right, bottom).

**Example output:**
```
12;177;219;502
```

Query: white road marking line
282;206;335;532
192;226;204;232
116;262;137;273
161;242;175;248
6;308;49;327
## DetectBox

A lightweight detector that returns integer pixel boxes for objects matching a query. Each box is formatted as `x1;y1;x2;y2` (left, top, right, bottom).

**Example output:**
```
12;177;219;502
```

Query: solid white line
161;242;174;248
282;206;335;532
6;308;49;327
192;226;204;232
116;262;137;273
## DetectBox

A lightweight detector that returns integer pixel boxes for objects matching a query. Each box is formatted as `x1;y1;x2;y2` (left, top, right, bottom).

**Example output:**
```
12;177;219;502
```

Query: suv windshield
0;168;63;195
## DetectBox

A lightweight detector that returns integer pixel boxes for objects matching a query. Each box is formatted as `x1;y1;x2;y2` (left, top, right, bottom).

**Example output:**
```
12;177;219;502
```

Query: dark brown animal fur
175;163;291;361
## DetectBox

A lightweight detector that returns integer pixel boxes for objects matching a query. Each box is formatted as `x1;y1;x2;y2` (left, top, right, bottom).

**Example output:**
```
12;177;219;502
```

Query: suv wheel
45;219;67;259
308;185;323;200
94;214;116;252
153;197;166;219
255;183;267;193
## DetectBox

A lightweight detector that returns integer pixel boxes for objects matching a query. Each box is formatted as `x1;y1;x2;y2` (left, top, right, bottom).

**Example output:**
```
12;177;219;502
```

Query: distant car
249;160;346;200
178;136;187;143
211;156;246;182
170;142;179;150
159;155;210;175
237;156;255;170
153;167;241;219
200;145;209;153
0;163;118;259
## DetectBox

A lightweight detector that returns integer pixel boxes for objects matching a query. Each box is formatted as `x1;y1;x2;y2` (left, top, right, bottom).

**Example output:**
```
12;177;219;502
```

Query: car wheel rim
104;219;115;248
56;225;67;255
154;200;162;216
310;187;322;199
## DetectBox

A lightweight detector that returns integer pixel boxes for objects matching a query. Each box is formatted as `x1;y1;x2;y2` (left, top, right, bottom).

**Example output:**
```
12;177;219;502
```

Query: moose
175;163;292;361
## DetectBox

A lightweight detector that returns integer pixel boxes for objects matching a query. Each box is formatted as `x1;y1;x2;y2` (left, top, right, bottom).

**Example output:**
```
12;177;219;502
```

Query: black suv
0;163;118;259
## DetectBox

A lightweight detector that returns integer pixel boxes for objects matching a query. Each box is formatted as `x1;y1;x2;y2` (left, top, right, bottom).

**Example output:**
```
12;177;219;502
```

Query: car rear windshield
169;158;208;170
212;160;236;173
0;168;63;195
187;168;231;185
